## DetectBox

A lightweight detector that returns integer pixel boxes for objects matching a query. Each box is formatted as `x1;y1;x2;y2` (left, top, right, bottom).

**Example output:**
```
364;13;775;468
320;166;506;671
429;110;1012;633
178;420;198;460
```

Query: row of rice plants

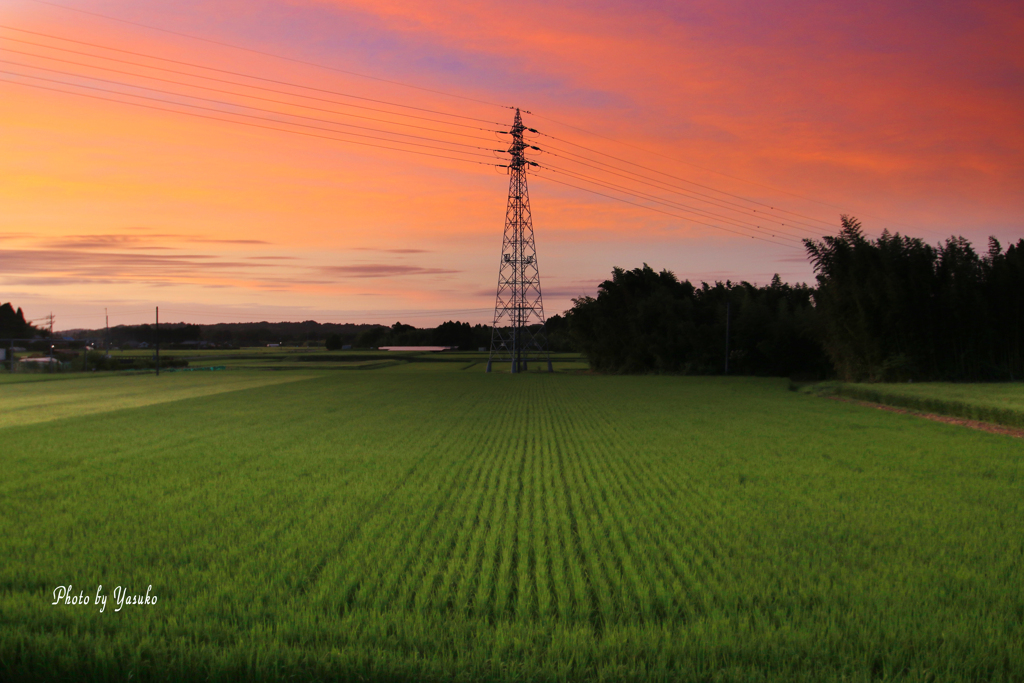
303;389;494;615
534;385;588;624
545;381;705;625
402;413;514;617
449;407;519;618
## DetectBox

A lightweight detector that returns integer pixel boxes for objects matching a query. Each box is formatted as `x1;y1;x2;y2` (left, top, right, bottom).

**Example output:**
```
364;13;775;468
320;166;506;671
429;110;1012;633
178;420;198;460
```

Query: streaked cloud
0;248;329;289
353;247;431;254
319;264;459;278
39;234;272;249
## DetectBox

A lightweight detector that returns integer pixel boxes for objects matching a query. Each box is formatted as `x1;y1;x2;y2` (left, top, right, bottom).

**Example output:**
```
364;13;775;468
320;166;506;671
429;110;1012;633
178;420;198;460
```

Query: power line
536;163;806;244
0;61;506;153
0;26;508;125
0;48;503;143
1;69;505;160
530;112;857;218
537;140;832;234
530;115;922;234
1;78;505;167
534;132;836;233
0;37;504;133
531;169;799;249
535;146;826;239
146;307;498;323
43;308;154;322
23;0;515;110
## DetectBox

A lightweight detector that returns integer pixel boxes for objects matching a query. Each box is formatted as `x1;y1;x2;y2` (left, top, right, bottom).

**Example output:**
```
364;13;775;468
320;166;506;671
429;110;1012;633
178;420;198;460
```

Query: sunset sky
2;0;1022;329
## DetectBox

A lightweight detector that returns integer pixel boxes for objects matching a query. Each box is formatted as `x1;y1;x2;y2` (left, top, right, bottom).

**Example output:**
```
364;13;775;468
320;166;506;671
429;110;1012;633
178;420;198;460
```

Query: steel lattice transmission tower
487;109;552;373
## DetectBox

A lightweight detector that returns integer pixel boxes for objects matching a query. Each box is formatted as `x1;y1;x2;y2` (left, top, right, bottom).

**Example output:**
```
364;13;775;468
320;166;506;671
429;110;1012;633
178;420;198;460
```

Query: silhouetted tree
804;216;1023;381
566;264;826;376
0;303;42;338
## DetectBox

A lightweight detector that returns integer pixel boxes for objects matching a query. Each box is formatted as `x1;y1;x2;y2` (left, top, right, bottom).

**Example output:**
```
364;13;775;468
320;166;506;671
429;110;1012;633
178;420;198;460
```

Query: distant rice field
1;366;1021;681
0;370;314;429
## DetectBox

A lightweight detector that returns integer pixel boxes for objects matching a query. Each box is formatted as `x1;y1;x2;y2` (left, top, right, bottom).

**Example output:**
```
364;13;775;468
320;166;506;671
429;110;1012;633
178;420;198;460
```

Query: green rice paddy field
1;363;1022;681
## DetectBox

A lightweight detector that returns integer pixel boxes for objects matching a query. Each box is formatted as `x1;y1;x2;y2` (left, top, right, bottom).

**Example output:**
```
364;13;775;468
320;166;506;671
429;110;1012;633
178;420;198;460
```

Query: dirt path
830;396;1024;439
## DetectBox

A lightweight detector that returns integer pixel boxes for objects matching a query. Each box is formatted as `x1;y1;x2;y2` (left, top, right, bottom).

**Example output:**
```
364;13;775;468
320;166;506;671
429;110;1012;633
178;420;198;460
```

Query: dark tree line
63;319;494;351
351;321;492;350
67;321;380;347
201;321;376;347
567;217;1023;381
566;265;827;376
805;216;1023;381
337;319;575;352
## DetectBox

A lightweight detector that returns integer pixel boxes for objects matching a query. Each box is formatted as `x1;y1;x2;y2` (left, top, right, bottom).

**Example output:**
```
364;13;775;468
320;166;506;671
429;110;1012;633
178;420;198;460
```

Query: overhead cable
536;164;805;244
0;37;503;133
1;69;505;159
0;48;503;142
1;77;505;167
23;0;515;110
529;112;863;221
537;146;825;239
1;61;505;152
536;133;836;232
531;169;800;249
0;26;507;125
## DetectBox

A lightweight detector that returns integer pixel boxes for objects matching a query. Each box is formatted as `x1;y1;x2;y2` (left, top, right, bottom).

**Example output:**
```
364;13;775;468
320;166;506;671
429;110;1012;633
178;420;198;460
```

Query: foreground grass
1;372;1022;681
814;381;1024;429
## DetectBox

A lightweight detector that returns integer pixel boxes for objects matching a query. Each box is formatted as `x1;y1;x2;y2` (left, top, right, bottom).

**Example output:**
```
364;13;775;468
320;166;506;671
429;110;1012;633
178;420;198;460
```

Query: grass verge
801;381;1024;429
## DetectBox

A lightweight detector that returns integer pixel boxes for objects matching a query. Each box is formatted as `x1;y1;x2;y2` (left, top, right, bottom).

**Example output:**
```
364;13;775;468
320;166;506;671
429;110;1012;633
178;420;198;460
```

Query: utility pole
724;301;731;375
47;312;55;373
487;108;552;374
105;308;110;356
155;306;160;376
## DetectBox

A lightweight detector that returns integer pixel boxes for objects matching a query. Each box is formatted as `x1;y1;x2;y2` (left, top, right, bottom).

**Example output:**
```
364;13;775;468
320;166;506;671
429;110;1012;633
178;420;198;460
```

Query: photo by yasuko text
51;585;157;613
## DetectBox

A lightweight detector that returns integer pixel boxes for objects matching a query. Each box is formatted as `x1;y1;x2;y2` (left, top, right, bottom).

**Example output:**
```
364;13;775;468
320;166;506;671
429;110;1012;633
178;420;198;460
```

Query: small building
20;357;59;367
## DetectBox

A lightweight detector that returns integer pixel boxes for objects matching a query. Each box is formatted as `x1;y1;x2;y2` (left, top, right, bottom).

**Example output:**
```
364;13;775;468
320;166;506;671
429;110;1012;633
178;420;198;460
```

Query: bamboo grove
567;217;1024;381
